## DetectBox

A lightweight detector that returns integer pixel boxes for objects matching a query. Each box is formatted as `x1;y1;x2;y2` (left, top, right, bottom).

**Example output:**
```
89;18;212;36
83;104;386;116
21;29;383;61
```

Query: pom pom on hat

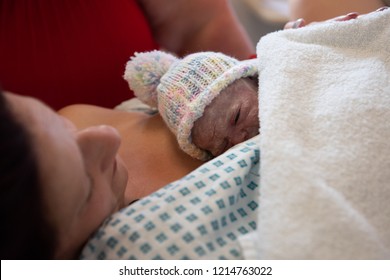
124;50;178;107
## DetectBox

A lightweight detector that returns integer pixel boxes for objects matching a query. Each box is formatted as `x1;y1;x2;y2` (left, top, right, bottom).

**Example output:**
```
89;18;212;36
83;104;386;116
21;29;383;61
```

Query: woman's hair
0;90;57;259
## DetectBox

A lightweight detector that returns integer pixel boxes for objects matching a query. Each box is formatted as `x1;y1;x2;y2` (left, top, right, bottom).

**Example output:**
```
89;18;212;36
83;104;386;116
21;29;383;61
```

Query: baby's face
192;78;259;158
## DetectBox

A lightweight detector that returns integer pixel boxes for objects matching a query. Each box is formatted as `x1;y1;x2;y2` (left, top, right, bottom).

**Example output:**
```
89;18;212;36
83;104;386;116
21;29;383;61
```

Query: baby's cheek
242;111;260;136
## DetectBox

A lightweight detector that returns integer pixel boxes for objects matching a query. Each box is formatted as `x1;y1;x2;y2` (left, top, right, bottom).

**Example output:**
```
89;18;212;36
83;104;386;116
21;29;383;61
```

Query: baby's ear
123;50;178;108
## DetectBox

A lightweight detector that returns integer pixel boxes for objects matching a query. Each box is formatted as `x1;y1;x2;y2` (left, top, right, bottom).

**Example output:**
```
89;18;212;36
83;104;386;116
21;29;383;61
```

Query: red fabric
0;0;159;109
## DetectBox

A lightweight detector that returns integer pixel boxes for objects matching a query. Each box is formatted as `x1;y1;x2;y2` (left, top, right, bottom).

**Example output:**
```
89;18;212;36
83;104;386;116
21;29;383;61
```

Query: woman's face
192;78;259;157
5;92;129;258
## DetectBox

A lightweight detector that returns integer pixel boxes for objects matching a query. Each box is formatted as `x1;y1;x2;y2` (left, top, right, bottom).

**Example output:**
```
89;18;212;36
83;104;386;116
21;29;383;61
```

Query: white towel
252;10;390;259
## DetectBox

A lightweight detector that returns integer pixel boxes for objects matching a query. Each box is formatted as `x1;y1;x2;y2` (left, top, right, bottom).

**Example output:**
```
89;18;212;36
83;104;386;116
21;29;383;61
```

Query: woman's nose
76;125;122;171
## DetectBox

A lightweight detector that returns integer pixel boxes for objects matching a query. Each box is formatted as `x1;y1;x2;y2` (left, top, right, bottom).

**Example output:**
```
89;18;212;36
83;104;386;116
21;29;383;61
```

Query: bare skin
137;0;254;59
287;0;383;23
284;7;389;30
59;105;203;201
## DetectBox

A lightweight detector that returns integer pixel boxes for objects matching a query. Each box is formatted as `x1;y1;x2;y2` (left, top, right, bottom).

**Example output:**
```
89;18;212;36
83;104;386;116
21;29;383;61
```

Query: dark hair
0;90;57;259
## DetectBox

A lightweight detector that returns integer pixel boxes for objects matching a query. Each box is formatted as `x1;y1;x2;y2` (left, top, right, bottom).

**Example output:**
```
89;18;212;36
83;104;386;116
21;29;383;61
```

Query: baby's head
124;50;259;161
192;77;259;158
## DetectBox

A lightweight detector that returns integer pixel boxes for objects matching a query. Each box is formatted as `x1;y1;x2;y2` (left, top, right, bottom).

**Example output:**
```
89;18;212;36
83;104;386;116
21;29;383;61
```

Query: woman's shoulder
59;104;120;117
58;104;148;129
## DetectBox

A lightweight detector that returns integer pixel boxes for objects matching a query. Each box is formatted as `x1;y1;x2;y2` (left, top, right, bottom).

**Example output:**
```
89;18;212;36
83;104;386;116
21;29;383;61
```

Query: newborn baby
192;77;258;158
124;50;259;161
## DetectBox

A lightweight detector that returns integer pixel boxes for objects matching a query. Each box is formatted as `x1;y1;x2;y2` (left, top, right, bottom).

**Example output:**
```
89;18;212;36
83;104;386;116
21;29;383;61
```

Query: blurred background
230;0;288;47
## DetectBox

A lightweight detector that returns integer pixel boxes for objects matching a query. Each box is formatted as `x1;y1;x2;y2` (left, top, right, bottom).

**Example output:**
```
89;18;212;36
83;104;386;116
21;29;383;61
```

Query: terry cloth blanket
247;10;390;259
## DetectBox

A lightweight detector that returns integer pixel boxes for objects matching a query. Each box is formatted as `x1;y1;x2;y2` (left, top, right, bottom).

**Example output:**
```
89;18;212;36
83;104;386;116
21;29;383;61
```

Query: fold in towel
251;9;390;259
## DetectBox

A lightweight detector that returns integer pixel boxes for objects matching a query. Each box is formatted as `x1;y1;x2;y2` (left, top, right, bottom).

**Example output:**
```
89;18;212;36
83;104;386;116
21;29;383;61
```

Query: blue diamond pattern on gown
80;135;260;259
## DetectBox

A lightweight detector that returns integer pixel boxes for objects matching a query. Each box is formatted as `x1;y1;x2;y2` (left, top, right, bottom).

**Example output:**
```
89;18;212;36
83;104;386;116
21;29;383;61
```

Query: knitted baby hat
124;50;258;161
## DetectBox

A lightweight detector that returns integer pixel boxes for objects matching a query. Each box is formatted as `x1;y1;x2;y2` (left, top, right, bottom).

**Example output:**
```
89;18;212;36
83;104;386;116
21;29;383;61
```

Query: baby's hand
284;12;359;29
284;6;389;30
